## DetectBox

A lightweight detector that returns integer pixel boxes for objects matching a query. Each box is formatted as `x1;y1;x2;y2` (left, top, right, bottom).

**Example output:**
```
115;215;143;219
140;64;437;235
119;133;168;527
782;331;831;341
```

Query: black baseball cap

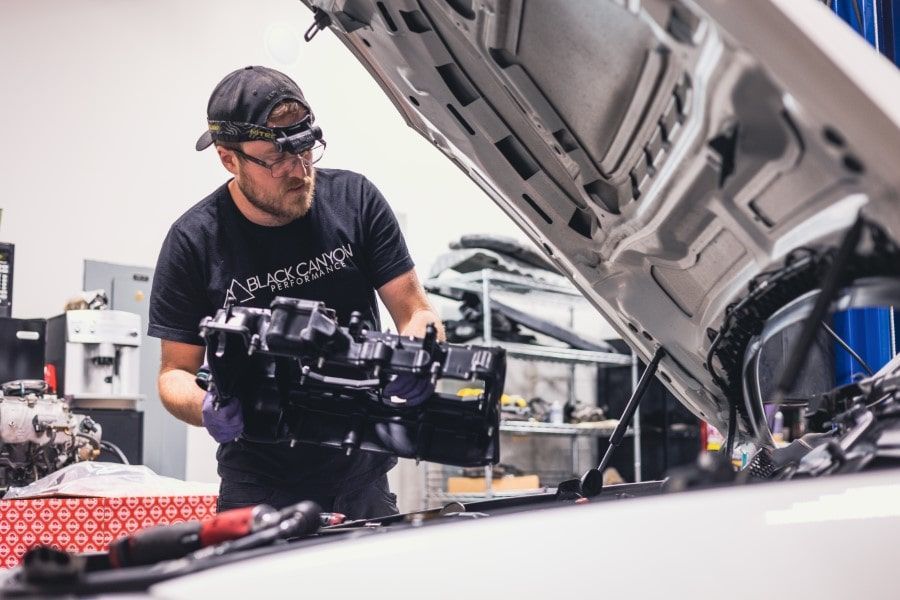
195;66;314;151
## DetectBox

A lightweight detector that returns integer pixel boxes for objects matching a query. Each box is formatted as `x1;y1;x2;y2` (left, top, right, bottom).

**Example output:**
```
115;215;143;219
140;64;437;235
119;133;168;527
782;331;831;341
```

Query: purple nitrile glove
201;384;244;443
382;373;435;407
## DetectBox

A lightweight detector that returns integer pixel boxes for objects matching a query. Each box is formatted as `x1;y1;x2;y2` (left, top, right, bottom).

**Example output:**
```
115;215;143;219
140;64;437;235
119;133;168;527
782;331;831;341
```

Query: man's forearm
400;309;446;341
158;369;205;427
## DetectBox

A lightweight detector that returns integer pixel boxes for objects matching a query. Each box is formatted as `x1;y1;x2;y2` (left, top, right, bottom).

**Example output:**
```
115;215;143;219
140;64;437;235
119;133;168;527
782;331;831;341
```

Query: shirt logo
225;243;354;306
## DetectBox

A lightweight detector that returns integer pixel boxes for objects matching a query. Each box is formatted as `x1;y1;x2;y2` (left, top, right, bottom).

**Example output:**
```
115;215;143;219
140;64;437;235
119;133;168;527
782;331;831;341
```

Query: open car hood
300;0;900;441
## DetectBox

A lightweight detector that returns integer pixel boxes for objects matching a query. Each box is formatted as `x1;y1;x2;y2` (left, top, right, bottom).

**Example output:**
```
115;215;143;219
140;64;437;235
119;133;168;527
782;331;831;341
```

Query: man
148;65;444;518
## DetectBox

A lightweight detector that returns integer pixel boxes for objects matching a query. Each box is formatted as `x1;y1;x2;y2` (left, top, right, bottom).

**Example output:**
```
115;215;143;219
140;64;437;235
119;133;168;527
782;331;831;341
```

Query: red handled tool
108;504;277;568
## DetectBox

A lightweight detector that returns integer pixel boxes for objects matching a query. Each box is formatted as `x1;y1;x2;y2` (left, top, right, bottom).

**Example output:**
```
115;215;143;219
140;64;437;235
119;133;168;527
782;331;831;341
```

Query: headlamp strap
206;115;318;148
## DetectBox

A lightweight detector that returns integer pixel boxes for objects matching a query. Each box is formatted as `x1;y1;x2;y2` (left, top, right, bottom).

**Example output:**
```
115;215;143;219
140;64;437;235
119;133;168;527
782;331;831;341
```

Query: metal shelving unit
499;421;619;436
500;342;632;366
423;268;641;507
500;419;633;480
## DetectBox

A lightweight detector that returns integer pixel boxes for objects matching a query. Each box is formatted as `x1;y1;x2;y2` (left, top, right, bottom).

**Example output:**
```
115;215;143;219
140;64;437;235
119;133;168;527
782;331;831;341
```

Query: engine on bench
0;379;102;491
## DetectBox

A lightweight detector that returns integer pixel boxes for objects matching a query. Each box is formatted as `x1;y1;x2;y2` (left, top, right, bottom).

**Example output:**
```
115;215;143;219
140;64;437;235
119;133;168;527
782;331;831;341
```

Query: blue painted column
830;0;900;65
832;308;894;384
883;0;900;62
831;0;878;46
829;1;899;384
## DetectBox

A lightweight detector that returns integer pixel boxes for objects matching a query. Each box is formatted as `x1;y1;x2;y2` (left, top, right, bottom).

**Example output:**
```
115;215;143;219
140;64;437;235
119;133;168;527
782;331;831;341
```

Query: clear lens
269;143;325;178
270;155;299;178
310;142;325;165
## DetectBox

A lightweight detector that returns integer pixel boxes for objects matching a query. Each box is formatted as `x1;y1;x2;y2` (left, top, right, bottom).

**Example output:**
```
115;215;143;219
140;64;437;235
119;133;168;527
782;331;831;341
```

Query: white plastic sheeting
3;462;218;499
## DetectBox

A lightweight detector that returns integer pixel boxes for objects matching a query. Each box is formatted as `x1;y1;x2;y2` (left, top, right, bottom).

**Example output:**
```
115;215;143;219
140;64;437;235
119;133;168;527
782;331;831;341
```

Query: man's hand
201;383;244;443
377;269;444;407
383;373;434;407
378;269;446;341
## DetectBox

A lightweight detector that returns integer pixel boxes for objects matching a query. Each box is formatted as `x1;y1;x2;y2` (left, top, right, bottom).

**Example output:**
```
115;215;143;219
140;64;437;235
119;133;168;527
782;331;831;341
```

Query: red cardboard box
0;495;218;568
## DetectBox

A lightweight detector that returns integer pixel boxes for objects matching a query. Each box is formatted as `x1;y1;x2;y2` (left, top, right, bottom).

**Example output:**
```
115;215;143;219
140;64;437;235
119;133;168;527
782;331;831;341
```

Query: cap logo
248;127;276;140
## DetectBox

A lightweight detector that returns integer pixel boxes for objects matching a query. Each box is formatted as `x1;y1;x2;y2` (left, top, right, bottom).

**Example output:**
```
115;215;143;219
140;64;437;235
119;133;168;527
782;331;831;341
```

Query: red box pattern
0;496;218;568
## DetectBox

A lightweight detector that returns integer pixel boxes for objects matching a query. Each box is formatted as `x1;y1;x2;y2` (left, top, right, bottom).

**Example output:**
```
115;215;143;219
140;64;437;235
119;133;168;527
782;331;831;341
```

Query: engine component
0;379;102;490
707;221;900;434
200;297;506;467
732;347;900;483
741;277;900;446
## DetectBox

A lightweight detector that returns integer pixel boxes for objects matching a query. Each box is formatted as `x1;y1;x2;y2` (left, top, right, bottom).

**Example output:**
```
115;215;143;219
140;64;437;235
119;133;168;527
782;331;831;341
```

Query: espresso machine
46;309;144;463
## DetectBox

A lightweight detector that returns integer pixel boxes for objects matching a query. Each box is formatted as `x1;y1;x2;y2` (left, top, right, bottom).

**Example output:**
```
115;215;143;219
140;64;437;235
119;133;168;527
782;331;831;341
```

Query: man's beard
237;169;316;222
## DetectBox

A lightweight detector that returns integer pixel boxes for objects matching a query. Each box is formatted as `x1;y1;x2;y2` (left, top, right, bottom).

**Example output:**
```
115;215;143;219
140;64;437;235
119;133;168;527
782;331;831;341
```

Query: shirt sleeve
359;177;415;289
147;225;209;346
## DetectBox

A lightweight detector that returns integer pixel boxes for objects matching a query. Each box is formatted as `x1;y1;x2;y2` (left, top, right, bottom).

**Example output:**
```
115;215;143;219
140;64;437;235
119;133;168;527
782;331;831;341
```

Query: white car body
150;470;900;599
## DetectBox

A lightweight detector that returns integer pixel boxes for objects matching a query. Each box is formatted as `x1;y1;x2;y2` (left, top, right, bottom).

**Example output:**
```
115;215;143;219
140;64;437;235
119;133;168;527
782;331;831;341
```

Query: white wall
1;1;527;482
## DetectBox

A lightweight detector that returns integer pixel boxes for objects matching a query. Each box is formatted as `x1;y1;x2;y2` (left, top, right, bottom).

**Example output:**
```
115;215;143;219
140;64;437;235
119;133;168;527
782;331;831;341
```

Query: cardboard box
446;474;541;493
0;495;218;568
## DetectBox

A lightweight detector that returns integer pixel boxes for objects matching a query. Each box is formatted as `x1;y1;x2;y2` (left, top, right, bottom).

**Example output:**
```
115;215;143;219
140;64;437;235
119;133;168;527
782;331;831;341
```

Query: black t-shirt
148;168;413;493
